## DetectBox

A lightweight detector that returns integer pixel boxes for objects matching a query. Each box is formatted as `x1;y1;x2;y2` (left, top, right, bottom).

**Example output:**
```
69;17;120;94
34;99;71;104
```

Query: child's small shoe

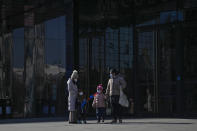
77;120;82;124
97;120;100;123
110;119;117;124
119;119;122;123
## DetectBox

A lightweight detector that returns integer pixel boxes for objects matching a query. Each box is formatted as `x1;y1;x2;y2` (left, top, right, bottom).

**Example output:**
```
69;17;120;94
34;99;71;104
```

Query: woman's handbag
119;87;129;107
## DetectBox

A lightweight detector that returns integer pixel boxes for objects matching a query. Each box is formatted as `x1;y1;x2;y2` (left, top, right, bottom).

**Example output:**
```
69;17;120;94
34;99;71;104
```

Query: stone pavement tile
0;118;196;131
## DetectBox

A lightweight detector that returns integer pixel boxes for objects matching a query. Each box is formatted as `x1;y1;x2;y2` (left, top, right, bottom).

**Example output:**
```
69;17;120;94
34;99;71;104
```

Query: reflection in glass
12;28;25;116
184;25;197;114
44;16;66;116
79;26;133;114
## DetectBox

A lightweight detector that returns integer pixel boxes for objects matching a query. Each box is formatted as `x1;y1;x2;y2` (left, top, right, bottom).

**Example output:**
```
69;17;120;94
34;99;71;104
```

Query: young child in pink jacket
92;84;106;123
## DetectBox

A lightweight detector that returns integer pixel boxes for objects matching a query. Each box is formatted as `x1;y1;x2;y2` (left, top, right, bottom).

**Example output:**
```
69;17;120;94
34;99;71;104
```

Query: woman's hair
71;70;78;79
110;68;118;75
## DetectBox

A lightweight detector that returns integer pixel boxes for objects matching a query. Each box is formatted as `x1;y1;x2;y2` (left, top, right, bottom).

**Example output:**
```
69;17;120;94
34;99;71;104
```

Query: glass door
137;30;159;114
136;25;177;115
158;25;177;115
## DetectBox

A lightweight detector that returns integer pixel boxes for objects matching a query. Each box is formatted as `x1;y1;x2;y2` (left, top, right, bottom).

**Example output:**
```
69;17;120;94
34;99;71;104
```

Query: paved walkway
0;118;197;131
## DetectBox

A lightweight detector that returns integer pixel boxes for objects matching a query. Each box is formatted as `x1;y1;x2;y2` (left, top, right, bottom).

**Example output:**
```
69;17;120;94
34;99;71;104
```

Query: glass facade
0;0;73;118
12;28;25;117
78;0;197;116
184;8;197;114
78;26;133;108
0;0;197;118
136;23;177;114
43;16;66;116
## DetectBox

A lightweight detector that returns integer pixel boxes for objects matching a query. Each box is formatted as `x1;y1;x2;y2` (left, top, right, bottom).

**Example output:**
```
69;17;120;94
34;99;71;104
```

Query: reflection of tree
12;71;25;116
144;88;152;112
139;48;152;83
160;29;176;82
41;71;66;115
142;48;151;69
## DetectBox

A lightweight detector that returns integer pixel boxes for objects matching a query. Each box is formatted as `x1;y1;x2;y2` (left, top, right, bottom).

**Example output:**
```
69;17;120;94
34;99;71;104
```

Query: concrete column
24;5;35;117
66;3;74;79
73;0;79;70
1;2;13;100
34;23;45;115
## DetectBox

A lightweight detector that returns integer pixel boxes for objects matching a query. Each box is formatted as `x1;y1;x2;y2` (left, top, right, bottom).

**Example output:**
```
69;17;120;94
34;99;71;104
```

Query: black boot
110;119;117;124
102;118;104;123
97;118;101;123
119;119;122;123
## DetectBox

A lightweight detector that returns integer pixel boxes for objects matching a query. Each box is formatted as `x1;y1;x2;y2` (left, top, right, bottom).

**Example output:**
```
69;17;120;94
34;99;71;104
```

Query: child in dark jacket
92;84;106;123
77;90;87;124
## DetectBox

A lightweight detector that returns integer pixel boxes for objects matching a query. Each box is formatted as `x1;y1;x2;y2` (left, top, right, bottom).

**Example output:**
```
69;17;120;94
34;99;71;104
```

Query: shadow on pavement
0;117;67;125
103;122;193;125
0;117;194;125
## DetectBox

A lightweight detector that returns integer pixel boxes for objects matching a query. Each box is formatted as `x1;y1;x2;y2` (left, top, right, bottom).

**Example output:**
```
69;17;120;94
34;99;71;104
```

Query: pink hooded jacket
92;93;106;108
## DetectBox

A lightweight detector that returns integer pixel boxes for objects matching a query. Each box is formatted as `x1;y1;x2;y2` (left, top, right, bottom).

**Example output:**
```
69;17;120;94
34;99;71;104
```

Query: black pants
110;95;122;120
78;112;86;122
77;102;86;122
96;107;106;121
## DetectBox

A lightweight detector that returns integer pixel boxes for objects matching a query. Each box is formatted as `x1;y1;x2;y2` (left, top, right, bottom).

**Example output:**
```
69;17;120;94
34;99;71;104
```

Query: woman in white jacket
67;70;79;123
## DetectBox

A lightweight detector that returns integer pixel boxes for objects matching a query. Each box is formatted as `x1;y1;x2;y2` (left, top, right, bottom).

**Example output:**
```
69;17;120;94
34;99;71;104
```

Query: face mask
74;79;78;82
110;74;113;78
97;90;101;93
79;92;83;96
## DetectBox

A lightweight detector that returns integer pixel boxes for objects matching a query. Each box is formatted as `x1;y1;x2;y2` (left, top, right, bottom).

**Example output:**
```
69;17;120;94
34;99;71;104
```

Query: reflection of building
0;0;197;118
13;68;24;81
45;65;66;76
0;0;71;118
